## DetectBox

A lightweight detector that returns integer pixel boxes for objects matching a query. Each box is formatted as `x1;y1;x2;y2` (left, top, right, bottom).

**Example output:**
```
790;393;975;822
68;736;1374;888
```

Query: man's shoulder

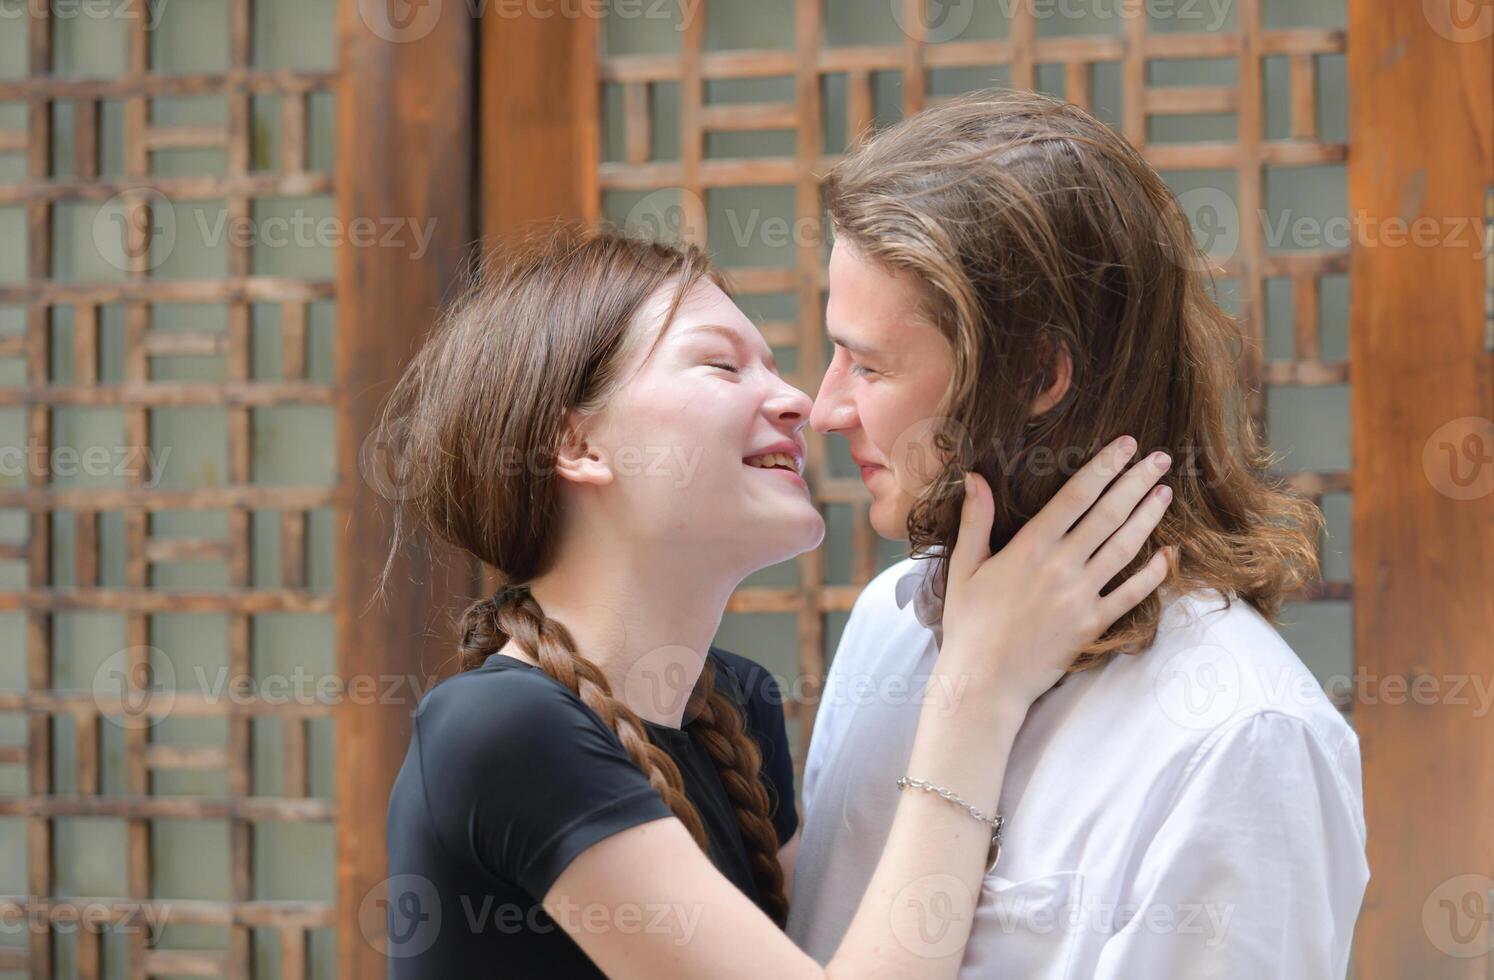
1113;590;1355;757
1015;591;1363;850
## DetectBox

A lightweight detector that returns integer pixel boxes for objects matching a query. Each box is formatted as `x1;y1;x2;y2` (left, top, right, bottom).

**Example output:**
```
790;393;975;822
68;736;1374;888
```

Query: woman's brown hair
823;88;1323;671
371;224;788;923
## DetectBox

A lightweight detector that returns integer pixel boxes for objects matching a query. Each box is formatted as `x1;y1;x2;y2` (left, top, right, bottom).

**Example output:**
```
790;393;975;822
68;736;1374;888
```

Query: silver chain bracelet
896;775;1005;873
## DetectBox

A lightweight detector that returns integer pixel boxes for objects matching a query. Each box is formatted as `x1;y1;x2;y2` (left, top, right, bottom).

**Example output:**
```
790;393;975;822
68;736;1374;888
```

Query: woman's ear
1029;337;1073;416
553;413;614;487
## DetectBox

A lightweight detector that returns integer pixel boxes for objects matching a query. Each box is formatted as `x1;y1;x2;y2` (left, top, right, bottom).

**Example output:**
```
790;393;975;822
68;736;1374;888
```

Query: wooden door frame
1348;0;1494;975
334;2;480;977
334;3;600;977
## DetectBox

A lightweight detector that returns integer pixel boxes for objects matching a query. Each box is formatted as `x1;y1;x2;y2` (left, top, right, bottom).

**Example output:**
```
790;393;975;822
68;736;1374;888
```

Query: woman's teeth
745;452;799;474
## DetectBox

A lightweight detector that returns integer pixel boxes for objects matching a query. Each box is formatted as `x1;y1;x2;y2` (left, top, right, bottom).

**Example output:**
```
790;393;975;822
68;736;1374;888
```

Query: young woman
377;225;1174;978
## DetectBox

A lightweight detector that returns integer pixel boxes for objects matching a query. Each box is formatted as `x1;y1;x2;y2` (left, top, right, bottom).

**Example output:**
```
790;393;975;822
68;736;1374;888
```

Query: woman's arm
547;437;1172;979
545;706;1025;980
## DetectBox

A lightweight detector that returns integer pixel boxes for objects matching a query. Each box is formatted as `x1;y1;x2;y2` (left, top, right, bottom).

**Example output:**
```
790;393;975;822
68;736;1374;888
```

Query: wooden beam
480;5;600;242
474;3;599;603
334;3;476;978
1348;0;1494;975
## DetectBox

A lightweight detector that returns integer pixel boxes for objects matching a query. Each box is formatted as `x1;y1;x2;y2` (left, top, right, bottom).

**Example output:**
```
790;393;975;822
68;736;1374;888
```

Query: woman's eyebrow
680;322;779;372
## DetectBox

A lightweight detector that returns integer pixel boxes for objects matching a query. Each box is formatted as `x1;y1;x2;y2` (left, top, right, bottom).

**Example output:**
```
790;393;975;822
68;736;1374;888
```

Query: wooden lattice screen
594;0;1353;766
0;4;337;977
0;0;1377;976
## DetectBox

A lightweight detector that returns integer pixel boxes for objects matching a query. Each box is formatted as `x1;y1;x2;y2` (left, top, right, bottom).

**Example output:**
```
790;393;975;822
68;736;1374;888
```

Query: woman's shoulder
414;656;610;752
420;654;563;707
417;649;787;743
401;655;676;899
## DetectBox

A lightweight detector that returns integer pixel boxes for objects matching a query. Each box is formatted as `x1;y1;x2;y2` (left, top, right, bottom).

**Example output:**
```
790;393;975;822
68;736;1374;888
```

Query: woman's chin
740;510;826;568
796;511;828;552
655;502;822;564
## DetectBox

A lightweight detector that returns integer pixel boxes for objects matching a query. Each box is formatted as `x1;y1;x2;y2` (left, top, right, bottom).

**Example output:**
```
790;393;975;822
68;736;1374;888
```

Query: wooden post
1349;0;1494;975
473;4;600;604
479;5;600;241
334;3;476;977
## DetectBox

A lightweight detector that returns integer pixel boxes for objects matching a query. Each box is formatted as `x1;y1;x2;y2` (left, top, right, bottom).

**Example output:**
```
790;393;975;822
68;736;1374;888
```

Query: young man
786;89;1370;977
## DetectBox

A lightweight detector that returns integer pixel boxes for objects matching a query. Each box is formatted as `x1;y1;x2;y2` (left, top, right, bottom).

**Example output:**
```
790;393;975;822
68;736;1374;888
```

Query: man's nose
809;374;854;434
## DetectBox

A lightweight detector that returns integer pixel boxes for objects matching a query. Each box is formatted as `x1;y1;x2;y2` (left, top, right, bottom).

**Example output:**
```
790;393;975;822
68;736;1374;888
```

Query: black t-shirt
384;646;798;978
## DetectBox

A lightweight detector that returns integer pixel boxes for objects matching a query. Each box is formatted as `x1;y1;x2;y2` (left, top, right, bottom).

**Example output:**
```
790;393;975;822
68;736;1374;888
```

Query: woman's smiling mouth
744;447;808;488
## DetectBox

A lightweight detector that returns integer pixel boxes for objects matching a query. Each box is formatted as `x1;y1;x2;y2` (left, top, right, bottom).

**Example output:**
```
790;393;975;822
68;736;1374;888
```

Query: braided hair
459;583;787;924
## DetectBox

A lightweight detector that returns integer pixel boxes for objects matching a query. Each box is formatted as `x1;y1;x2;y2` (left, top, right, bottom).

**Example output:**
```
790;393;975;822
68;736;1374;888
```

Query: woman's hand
939;435;1174;710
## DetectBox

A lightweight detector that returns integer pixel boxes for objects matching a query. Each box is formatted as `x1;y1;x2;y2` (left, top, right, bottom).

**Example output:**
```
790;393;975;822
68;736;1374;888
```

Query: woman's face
569;278;826;571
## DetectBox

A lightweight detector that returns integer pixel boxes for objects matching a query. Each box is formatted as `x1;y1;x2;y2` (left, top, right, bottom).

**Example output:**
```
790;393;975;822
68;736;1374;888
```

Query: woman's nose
766;382;813;429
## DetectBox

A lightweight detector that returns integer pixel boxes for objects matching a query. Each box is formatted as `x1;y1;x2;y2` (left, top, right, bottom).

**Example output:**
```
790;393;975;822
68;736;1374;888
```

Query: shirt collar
893;546;947;644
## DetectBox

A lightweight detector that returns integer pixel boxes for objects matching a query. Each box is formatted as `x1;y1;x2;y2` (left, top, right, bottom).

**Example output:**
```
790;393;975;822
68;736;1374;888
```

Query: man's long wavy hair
824;88;1322;671
371;224;788;924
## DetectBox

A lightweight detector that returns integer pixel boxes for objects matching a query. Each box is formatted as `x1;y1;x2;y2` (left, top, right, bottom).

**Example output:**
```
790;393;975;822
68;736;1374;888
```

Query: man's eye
850;361;877;378
706;361;740;374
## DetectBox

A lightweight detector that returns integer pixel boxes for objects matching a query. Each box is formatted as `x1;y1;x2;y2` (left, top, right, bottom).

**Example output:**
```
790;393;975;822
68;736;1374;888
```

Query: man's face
811;239;956;540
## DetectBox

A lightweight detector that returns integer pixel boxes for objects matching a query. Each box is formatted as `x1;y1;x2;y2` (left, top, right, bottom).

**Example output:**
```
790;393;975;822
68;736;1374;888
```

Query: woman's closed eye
705;360;741;374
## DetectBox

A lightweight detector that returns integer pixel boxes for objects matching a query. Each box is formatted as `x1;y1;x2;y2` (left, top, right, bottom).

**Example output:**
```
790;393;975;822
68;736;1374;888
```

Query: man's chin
866;496;912;542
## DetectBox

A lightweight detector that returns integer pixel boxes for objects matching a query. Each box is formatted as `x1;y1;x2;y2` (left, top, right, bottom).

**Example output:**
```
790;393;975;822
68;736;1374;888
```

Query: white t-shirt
787;554;1370;979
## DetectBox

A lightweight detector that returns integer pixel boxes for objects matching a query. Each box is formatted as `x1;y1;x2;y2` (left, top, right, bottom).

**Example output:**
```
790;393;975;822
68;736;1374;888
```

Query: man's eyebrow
826;328;885;358
680;322;779;372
